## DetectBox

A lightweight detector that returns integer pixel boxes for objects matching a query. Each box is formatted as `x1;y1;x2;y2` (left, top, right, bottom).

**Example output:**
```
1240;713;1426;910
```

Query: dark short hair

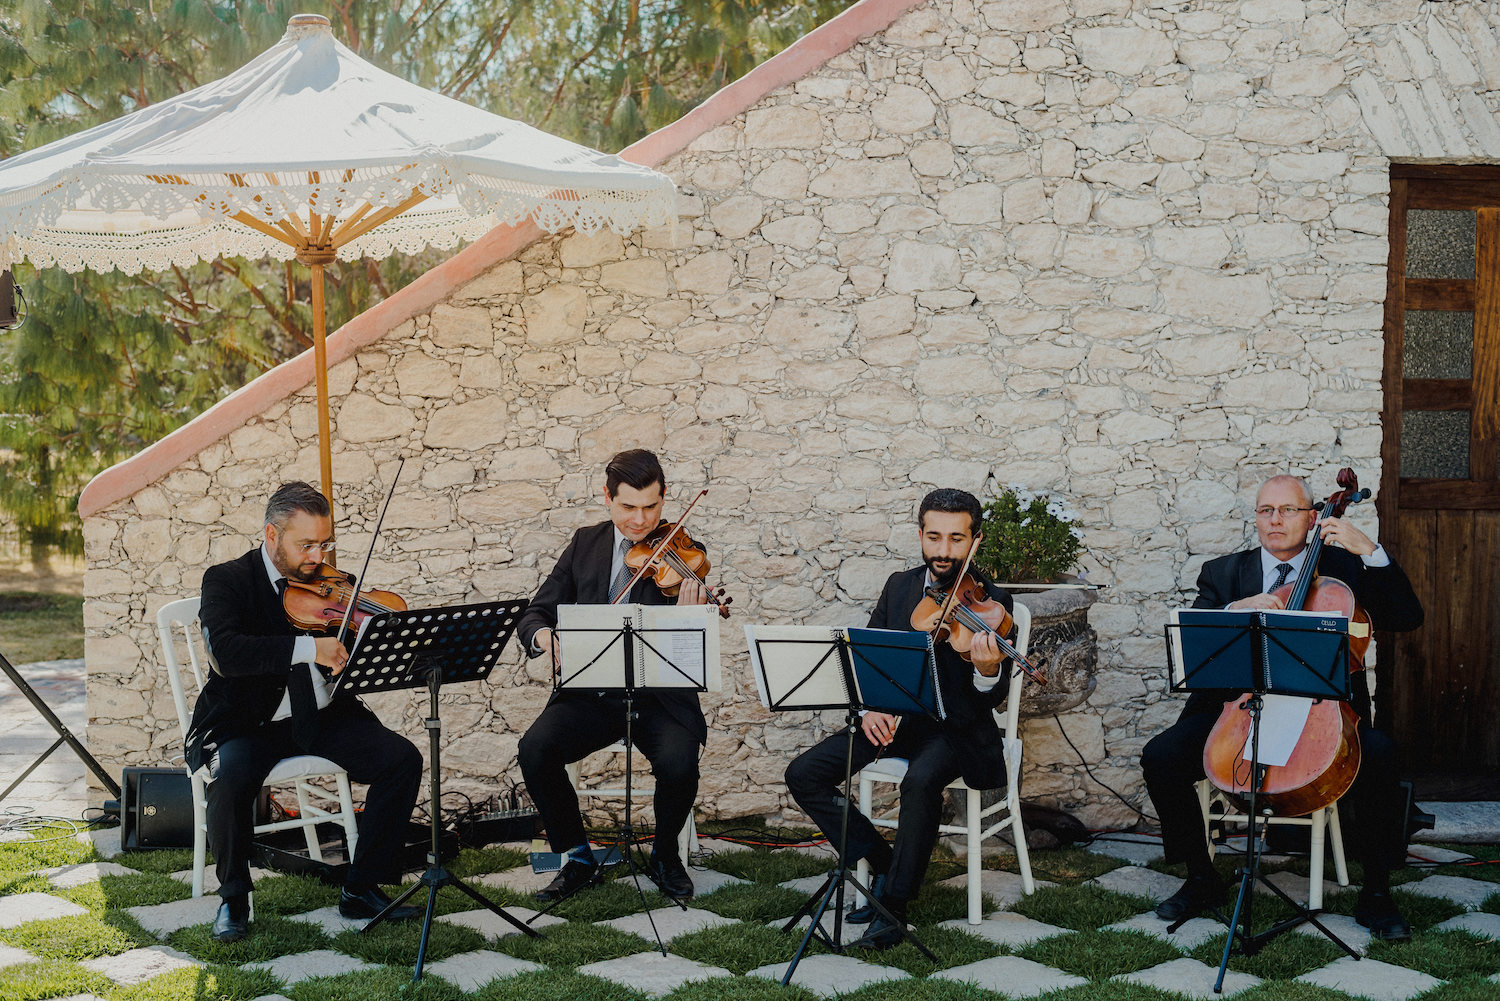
918;488;982;535
605;449;665;497
265;481;331;528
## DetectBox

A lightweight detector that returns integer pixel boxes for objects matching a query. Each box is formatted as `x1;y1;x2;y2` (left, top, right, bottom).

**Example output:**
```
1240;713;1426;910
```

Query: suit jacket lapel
582;522;615;604
1239;548;1263;600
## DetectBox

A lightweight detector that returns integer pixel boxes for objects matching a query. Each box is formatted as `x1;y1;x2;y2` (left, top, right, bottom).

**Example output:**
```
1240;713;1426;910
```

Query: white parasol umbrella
0;13;676;504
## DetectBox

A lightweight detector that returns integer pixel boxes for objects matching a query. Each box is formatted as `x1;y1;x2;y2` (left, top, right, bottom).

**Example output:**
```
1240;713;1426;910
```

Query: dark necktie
608;538;634;602
278;578;319;750
1270;562;1294;591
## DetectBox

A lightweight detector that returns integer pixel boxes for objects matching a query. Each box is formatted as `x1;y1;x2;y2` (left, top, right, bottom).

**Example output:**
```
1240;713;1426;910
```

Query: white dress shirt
262;543;332;721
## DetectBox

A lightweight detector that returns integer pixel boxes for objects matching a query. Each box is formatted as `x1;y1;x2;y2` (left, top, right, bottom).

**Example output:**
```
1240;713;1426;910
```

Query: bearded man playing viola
1143;475;1424;940
785;488;1014;950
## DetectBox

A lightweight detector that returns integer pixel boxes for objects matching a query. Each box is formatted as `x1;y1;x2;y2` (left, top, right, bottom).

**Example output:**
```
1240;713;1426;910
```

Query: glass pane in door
1406;209;1476;278
1401;410;1470;478
1403;311;1474;378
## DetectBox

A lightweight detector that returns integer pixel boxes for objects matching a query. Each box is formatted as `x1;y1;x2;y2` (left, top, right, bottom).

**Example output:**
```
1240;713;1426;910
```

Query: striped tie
608;538;634;601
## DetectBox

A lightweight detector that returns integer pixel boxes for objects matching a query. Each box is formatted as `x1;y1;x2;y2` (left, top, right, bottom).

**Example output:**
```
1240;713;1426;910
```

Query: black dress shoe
212;897;249;943
847;874;887;924
339;885;418;921
1155;873;1227;923
534;859;598;904
1354;888;1411;941
648;850;695;900
849;910;905;950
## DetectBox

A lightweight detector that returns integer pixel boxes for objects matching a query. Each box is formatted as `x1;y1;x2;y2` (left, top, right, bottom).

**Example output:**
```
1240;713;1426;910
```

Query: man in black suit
784;488;1012;949
187;481;422;942
516;449;708;902
1143;474;1424;940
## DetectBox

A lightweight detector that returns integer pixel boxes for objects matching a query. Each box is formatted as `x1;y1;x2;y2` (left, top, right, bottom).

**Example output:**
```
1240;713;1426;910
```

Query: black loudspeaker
120;767;194;850
0;271;15;329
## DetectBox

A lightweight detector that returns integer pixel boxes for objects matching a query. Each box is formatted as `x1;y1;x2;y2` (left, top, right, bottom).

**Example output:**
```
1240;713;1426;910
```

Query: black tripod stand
335;600;539;981
0;649;120;807
778;711;936;982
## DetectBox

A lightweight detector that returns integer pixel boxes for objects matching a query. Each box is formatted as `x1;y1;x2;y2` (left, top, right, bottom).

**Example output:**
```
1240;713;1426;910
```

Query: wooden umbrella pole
310;261;333;508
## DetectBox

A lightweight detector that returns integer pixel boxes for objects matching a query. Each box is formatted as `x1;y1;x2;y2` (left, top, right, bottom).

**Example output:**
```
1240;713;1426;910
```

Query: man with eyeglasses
1142;474;1423;940
187;481;422;943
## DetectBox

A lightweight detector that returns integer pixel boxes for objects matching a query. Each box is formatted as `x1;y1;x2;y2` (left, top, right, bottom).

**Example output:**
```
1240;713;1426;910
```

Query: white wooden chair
1196;780;1349;909
157;596;360;898
565;742;699;868
855;602;1035;925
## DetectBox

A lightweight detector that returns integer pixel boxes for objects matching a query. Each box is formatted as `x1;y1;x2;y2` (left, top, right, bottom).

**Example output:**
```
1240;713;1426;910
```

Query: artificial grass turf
691;881;807;922
449;845;531;878
1187;929;1345;981
471;969;653;1001
1367;928;1500;981
492;921;656;968
987;844;1125;882
167;915;331;965
0;912;154;961
242;872;341;917
108;963;281;1001
1017;928;1180;980
701;848;836;884
668;922;827;975
114;848;198;875
842;922;999;977
330;919;488;965
59;871;193;911
287;964;465;1001
0;958;113;1001
1009;883;1156;931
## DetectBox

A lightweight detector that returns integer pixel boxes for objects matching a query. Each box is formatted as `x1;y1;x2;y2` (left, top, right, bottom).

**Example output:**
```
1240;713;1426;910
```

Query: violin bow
931;536;983;629
608;487;710;605
331;457;405;645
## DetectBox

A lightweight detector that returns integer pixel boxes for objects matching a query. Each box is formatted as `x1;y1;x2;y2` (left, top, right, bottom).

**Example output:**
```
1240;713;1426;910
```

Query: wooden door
1380;165;1500;798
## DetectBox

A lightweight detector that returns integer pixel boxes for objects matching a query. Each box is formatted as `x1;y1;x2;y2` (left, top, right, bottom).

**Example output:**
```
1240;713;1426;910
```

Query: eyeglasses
1254;505;1313;520
279;536;335;555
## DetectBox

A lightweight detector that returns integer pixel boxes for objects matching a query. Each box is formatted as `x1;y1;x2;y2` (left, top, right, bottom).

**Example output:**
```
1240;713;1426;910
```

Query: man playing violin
785;488;1013;949
1143;474;1424;940
516;449;708;903
186;481;423;943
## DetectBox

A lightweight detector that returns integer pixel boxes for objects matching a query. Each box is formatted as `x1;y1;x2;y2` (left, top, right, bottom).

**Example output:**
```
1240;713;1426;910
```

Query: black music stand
746;626;941;985
1166;610;1360;993
335;599;539;981
537;605;718;953
0;649;120;809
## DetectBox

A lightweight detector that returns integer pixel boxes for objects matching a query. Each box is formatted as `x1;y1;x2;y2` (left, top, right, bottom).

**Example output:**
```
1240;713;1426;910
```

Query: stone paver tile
604;905;735;944
1087;866;1185;904
1251;868;1347;905
282;905;363;937
747;953;909;997
1399;874;1498;910
1407;844;1475;864
693;837;751;855
244;949;377;985
79;945;202;985
125;895;221;938
776;912;876;947
1106;911;1226;949
933;956;1087;996
1288;912;1372;955
1297;956;1445;1001
579;952;732;997
1085;837;1165;866
0;891;89;928
42;861;140;889
0;829;31;843
686;866;747;896
168;866;270;893
1117;957;1262;999
423;949;543;991
1433;911;1500;937
84;826;122;859
778;873;834;895
474;865;549;894
0;943;37;969
942;869;1056;910
439;906;565;940
939;912;1074;948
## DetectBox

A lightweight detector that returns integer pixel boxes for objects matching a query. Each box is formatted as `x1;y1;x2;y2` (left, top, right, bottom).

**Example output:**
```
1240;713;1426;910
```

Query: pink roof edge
77;0;926;519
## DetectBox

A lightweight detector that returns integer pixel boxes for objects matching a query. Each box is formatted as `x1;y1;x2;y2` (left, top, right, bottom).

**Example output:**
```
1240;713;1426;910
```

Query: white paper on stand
743;624;848;710
1242;693;1314;767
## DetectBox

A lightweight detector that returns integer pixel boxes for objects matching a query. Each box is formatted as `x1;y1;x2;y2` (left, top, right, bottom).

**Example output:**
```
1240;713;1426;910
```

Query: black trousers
206;704;422;900
1142;705;1404;878
517;692;701;856
785;715;961;902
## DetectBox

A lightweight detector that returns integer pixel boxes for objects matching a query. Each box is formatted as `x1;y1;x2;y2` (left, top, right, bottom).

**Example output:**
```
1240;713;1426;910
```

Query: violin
615;488;733;618
283;563;407;638
909;539;1047;686
1202;468;1370;816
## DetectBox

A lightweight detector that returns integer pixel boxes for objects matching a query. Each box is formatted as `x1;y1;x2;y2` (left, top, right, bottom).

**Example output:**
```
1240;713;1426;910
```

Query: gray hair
1258;475;1314;509
264;481;330;528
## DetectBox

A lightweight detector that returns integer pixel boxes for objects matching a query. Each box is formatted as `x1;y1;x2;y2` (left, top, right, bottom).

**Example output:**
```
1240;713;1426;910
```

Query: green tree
0;0;845;559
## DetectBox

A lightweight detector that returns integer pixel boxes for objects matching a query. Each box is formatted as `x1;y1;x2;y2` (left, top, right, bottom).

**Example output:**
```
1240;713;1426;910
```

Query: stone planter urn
1013;577;1098;718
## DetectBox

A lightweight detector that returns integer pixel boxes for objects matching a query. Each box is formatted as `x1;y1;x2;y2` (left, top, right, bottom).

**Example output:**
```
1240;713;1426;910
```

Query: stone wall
83;0;1500;830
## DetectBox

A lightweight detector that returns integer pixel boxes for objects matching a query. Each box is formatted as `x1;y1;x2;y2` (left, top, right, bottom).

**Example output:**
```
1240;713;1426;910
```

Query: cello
1202;469;1373;817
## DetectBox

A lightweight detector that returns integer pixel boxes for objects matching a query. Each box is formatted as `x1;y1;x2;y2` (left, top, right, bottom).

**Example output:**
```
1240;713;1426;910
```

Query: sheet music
744;625;849;710
642;604;720;692
1244;693;1314;767
557;603;644;689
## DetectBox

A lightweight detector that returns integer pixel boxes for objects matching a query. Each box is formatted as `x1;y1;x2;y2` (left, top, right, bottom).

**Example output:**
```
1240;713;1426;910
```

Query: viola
283;564;407;639
612;487;733;618
909;540;1047;686
1202;468;1370;816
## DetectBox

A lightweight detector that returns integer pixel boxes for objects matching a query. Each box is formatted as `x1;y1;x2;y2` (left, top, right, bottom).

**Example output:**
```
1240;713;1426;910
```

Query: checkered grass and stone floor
1;820;1497;1001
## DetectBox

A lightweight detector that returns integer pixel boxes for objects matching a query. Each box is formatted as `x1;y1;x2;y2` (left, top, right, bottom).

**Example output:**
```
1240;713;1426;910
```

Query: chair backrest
996;601;1032;738
156;596;205;742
